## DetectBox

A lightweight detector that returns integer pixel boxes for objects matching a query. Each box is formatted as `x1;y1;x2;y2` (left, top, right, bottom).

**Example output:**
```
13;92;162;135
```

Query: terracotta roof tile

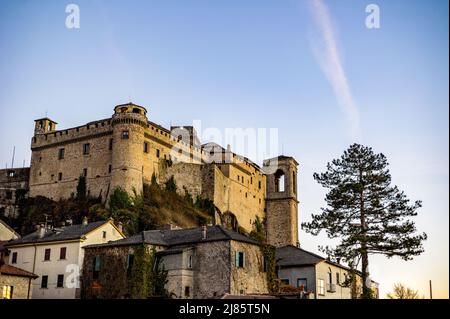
0;263;38;278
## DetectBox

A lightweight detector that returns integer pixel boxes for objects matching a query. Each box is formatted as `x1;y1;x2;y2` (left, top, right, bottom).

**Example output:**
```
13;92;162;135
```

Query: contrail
307;0;361;140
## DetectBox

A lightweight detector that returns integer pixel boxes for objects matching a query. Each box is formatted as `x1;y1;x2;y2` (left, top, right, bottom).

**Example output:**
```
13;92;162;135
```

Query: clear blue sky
0;0;448;298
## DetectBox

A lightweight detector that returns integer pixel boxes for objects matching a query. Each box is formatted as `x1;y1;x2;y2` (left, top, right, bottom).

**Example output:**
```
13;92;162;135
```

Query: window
188;255;192;269
336;273;340;285
60;247;67;260
58;148;65;160
235;251;244;268
122;130;129;139
83;168;88;177
44;248;51;261
318;279;325;295
132;108;141;114
156;149;160;158
280;279;290;285
108;164;112;174
41;275;48;289
57;274;64;288
102;231;106;239
5;191;12;200
7;170;15;177
11;252;17;264
292;171;296;194
263;257;268;272
258;181;262;189
144;142;149;153
274;169;285;192
2;285;13;299
93;256;101;280
297;278;308;291
328;268;333;285
83;143;90;155
109;138;113;150
58;172;63;181
184;286;191;298
127;254;134;276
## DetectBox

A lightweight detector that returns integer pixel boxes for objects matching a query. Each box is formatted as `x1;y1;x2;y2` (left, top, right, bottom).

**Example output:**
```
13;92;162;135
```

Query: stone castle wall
29;119;113;201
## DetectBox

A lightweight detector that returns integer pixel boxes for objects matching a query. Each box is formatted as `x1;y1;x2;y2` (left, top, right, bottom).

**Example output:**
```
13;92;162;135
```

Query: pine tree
302;144;427;298
76;175;87;200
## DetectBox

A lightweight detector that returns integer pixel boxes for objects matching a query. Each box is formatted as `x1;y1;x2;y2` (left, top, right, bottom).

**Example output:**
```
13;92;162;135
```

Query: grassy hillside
7;176;215;236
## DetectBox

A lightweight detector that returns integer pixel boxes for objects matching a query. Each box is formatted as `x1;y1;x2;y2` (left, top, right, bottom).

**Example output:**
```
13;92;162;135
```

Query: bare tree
387;283;421;299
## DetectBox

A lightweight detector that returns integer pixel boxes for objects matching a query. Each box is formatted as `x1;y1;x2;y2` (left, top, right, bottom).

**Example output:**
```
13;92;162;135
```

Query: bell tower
34;118;57;135
263;156;299;247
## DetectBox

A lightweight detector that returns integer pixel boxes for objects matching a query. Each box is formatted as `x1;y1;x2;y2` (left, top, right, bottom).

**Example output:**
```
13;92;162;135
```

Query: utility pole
429;280;433;299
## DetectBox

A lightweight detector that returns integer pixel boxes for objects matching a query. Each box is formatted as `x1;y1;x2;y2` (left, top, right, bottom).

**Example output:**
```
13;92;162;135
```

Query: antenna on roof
45;110;48;117
11;146;15;169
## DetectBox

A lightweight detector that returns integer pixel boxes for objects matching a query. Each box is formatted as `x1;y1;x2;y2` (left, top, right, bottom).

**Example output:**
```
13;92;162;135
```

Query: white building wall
7;221;124;299
278;261;354;299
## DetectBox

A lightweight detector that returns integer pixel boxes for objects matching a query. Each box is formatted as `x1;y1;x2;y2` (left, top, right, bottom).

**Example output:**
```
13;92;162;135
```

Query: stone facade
0;273;33;299
0;167;29;218
81;227;269;299
16;102;298;246
264;156;299;247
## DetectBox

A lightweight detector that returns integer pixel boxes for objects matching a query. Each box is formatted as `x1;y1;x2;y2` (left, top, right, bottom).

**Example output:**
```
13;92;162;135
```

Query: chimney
37;224;46;238
202;225;207;240
82;216;88;226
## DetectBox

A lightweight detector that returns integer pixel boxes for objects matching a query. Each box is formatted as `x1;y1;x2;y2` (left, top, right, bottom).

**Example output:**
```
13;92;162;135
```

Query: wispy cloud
307;0;361;140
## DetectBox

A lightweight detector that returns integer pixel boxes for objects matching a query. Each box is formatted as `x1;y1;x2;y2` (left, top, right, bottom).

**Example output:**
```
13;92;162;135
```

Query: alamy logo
65;264;80;289
65;4;80;29
365;4;380;29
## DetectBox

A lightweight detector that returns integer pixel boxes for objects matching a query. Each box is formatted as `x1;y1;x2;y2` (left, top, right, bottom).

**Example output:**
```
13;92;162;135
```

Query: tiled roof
276;245;325;267
5;220;110;246
84;225;259;249
0;263;38;278
276;245;358;273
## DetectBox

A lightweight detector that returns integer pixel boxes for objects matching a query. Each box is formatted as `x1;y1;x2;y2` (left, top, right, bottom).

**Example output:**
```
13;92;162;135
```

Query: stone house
5;218;124;299
0;168;29;218
276;245;379;299
81;225;269;299
0;260;38;299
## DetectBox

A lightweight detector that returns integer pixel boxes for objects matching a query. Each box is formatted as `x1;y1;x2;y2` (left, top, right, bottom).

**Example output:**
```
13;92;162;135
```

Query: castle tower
263;156;299;247
34;118;57;135
110;103;148;198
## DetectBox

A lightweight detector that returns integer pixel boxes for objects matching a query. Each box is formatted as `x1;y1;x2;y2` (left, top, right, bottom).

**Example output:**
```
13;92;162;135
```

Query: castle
2;103;299;247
